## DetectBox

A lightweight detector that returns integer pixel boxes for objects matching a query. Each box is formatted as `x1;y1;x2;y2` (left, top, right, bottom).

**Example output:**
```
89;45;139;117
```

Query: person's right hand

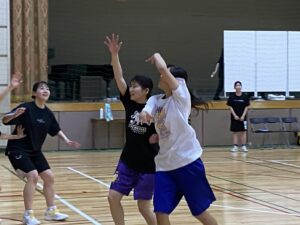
10;72;23;89
104;33;123;55
234;115;239;120
210;72;216;78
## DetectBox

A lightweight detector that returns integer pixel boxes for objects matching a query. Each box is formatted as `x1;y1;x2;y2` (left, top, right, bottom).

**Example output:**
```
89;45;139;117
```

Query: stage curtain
11;0;48;102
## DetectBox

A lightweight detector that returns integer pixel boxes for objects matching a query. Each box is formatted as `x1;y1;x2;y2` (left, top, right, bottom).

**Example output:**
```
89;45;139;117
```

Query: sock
48;206;57;211
25;209;33;215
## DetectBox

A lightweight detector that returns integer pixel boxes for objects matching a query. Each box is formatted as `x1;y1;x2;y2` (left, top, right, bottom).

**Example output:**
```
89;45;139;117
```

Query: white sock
48;206;57;211
25;209;33;215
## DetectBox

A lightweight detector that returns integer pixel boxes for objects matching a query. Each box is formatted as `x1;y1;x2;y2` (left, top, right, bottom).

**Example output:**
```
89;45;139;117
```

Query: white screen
288;32;300;92
256;31;287;92
224;31;256;92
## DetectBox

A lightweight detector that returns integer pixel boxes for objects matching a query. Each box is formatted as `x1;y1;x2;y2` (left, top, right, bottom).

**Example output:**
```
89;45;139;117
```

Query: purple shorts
110;160;155;200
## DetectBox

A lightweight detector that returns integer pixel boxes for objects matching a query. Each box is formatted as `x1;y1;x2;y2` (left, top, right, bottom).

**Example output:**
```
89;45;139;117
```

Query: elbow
2;118;8;125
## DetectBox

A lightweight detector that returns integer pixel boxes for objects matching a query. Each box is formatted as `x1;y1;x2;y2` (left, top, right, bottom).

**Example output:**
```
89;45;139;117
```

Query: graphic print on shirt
155;106;170;138
128;110;147;134
234;99;245;103
37;118;46;124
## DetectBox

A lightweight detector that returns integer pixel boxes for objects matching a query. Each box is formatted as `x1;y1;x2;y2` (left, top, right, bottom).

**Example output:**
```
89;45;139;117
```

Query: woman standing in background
227;81;250;152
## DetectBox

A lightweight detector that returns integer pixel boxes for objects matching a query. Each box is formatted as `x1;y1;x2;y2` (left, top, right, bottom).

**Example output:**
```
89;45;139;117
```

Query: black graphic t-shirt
4;101;61;156
227;93;250;119
119;88;159;173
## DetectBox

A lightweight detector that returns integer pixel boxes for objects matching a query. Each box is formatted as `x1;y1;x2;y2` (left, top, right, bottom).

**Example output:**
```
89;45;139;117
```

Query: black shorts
230;119;246;132
7;151;50;173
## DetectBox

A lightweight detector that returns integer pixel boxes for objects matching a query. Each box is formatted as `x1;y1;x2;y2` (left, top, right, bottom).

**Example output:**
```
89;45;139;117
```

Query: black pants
214;74;224;98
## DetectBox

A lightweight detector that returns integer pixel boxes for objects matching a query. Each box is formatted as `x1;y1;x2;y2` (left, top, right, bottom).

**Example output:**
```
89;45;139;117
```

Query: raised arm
0;72;22;101
2;107;26;124
146;53;179;91
104;33;127;95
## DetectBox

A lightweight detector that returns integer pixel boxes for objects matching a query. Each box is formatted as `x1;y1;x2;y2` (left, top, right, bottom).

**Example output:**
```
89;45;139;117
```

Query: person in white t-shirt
140;53;218;225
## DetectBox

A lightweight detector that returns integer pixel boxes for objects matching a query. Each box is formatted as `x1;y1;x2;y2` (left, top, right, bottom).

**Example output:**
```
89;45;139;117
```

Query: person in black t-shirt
105;34;158;225
211;49;224;100
2;81;81;225
227;81;250;152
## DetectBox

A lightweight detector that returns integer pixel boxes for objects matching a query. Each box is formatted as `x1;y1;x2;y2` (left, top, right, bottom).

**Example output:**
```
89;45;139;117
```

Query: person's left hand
16;125;26;139
66;140;81;148
140;111;153;125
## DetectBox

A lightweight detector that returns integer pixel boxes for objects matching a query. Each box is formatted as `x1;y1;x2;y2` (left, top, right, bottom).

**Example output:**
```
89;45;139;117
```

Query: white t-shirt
143;78;203;171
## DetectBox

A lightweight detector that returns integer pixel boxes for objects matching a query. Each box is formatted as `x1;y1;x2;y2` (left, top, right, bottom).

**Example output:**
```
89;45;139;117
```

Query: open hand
66;140;81;148
104;33;123;55
10;72;23;89
16;125;26;139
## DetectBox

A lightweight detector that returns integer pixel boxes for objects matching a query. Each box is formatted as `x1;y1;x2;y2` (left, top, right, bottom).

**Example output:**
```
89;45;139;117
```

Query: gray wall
48;0;300;95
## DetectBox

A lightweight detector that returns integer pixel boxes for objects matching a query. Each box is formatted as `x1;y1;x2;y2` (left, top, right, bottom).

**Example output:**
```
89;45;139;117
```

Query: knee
26;171;39;184
42;172;55;185
137;200;150;215
156;213;169;224
107;193;117;205
107;191;122;205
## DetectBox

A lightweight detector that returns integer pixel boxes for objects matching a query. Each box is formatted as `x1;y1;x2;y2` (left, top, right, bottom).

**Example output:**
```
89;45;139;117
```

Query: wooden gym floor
0;148;300;225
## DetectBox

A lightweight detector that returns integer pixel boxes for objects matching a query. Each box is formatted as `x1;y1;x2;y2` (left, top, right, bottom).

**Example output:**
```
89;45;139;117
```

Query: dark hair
169;66;188;81
130;75;153;99
234;81;242;87
168;65;209;110
32;81;49;99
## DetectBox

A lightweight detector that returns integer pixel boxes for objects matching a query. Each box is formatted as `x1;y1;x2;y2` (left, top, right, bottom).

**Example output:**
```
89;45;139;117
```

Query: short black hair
32;81;49;99
234;81;242;87
130;75;153;99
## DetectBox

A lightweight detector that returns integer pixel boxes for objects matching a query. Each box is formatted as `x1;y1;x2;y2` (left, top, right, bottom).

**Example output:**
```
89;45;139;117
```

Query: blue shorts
110;160;155;200
154;158;216;216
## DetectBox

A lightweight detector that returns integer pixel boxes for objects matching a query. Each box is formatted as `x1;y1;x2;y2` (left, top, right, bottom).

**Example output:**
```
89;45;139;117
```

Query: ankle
47;206;57;211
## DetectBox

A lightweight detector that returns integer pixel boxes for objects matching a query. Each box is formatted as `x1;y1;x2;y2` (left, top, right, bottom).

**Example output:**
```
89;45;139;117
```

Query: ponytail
190;89;210;110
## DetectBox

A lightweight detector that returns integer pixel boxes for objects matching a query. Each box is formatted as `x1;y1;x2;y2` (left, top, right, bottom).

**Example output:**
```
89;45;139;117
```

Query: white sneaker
45;207;68;221
23;210;40;225
230;145;238;152
241;145;248;152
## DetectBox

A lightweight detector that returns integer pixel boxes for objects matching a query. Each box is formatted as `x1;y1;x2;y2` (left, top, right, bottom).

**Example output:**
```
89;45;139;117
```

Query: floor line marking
270;160;300;169
67;167;110;188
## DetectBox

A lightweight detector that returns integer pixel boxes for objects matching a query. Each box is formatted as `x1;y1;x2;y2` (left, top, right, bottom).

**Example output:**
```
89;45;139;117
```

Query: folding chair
249;118;272;148
264;117;284;148
281;117;300;147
